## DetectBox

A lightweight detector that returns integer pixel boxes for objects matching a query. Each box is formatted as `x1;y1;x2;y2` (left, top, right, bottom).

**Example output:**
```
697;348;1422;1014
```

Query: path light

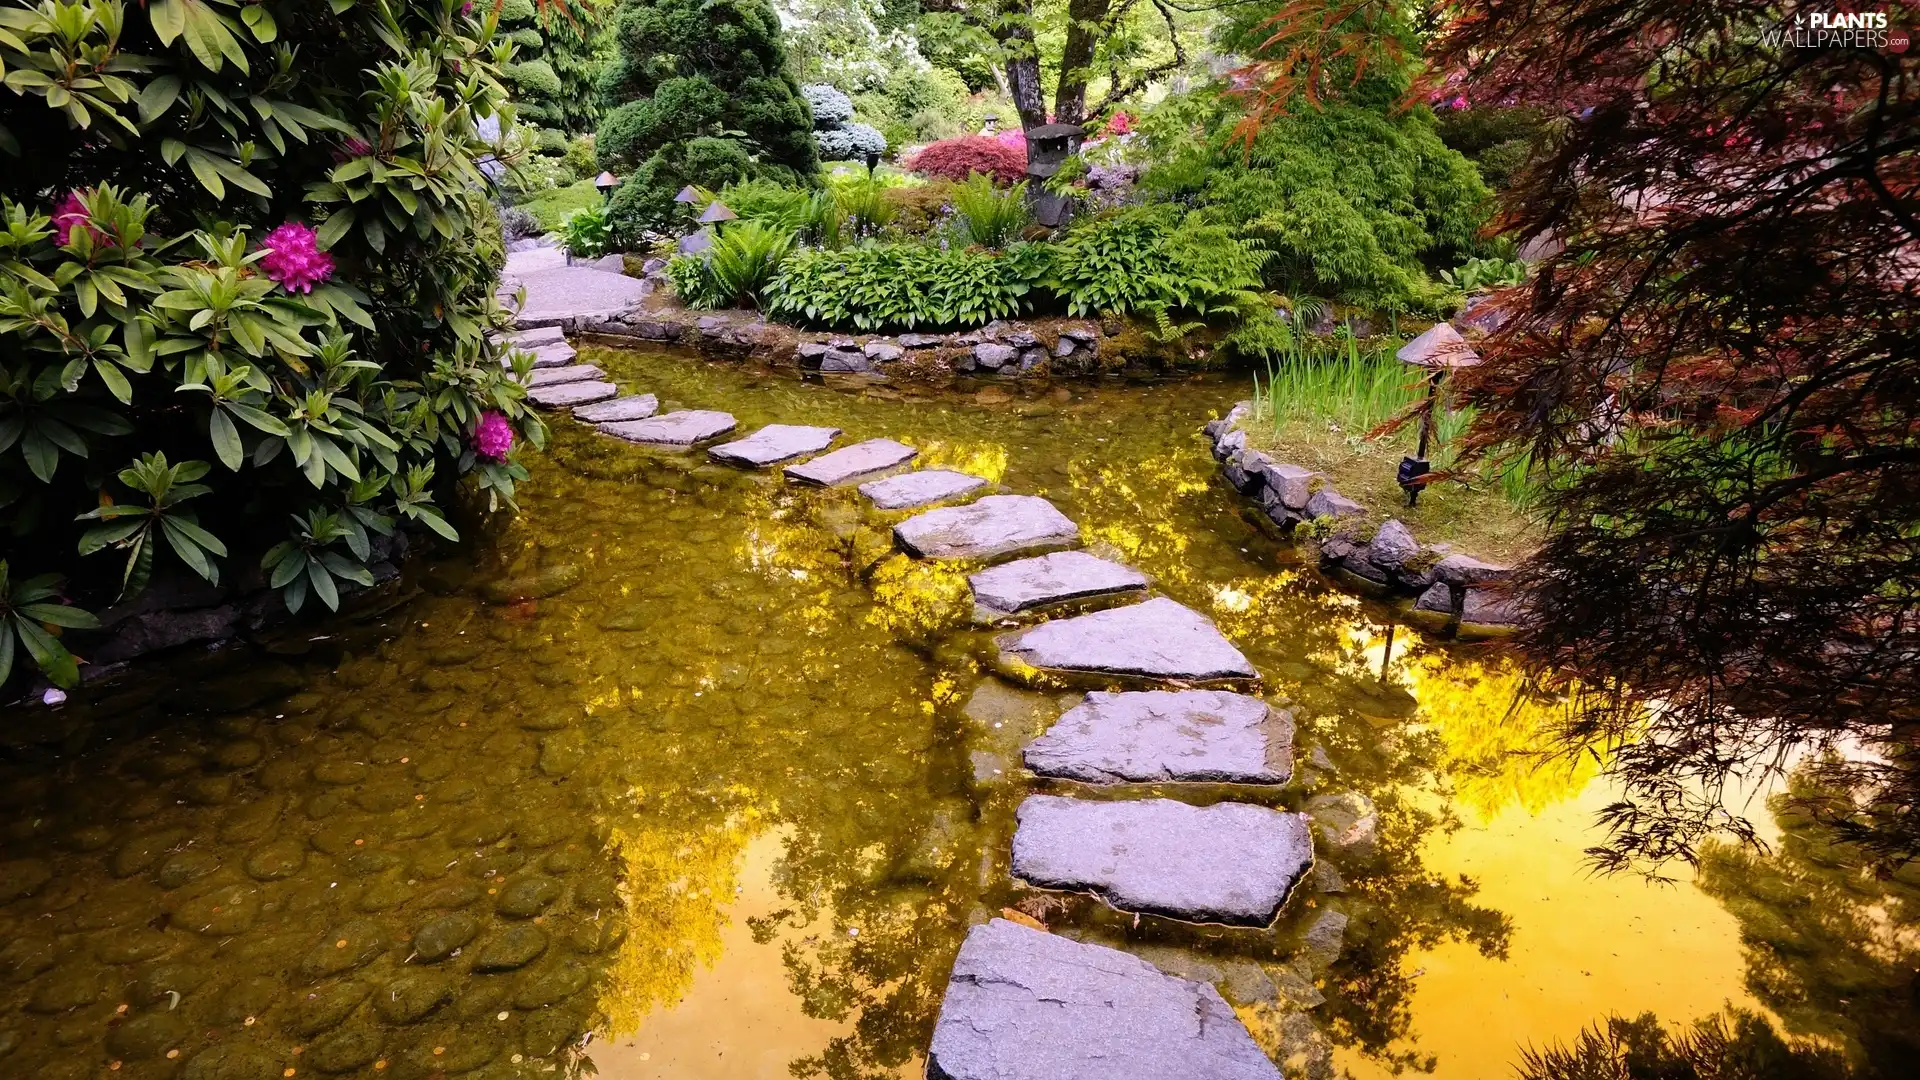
1393;322;1481;507
594;171;620;201
864;149;881;177
696;200;736;226
674;185;702;204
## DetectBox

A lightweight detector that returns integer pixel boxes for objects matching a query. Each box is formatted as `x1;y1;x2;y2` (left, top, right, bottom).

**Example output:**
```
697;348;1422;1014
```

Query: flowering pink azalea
1107;111;1133;135
474;411;513;461
258;222;335;294
1448;95;1469;110
52;191;103;247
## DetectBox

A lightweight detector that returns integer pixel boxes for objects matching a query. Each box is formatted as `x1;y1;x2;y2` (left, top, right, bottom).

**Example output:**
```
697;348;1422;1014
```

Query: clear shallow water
0;346;1899;1080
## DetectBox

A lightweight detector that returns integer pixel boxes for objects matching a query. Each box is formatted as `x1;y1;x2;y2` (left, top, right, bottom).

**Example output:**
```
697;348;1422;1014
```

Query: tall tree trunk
1053;0;1112;127
998;0;1047;133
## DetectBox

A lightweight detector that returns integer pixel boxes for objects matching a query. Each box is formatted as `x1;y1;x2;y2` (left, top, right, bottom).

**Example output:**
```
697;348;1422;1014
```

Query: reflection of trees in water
1400;651;1596;822
1696;768;1920;1075
1518;1009;1851;1080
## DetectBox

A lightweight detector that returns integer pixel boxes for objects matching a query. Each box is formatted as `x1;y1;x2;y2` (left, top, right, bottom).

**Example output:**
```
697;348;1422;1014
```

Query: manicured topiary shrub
597;0;819;240
803;83;886;163
498;0;603;135
907;136;1027;184
0;0;543;691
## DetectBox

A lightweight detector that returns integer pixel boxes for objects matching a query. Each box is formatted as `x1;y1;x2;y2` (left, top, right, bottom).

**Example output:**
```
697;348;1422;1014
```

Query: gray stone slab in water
572;394;658;424
784;438;917;486
523;342;576;369
509;325;565;348
894;495;1079;562
857;469;987;510
526;363;603;387
1011;795;1312;926
927;919;1280;1080
969;551;1146;620
709;424;841;468
527;380;617;409
997;596;1257;681
597;410;737;447
1024;690;1292;784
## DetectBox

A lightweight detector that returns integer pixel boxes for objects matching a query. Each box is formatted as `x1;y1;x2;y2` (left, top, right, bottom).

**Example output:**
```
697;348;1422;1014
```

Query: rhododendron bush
0;0;548;690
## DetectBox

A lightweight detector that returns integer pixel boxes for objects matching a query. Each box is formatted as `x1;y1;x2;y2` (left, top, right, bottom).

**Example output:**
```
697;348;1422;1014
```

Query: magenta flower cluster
474;411;514;461
258;222;335;294
52;191;103;247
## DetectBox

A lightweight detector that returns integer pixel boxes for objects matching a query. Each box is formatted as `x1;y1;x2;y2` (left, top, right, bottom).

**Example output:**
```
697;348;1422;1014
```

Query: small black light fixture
1393;323;1481;507
696;200;737;226
863;149;881;177
674;185;702;205
595;171;620;201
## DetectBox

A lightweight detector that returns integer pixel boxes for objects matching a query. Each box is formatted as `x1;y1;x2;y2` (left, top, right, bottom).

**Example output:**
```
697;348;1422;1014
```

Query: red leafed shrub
906;136;1027;184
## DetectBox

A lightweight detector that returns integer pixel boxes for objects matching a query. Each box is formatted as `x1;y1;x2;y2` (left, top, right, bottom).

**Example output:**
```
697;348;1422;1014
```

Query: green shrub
766;242;1046;330
497;0;603;136
0;0;542;690
667;222;797;309
597;0;819;240
1138;90;1490;313
1047;206;1267;319
951;173;1030;249
558;203;613;258
562;134;598;180
832;177;897;238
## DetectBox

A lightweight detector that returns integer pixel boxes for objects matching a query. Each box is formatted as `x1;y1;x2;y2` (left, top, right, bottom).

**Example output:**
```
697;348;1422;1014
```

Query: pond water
0;346;1902;1080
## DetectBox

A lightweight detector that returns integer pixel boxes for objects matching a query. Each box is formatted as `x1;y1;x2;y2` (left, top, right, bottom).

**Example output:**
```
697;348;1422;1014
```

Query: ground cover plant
0;0;543;691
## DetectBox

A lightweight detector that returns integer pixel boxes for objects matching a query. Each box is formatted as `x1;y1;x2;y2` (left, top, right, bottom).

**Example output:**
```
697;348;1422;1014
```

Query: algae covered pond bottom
0;345;1901;1080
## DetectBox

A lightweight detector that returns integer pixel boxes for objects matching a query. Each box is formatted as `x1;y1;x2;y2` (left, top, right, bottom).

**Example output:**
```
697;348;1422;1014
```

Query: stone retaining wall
1203;402;1526;637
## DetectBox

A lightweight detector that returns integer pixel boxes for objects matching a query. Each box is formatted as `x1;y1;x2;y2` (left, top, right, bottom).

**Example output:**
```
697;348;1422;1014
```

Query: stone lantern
1024;122;1083;227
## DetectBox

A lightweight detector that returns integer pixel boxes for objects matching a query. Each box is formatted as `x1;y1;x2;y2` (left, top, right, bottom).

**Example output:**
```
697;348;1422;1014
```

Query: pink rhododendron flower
52;191;102;247
474;411;513;461
258;222;335;294
1449;95;1468;110
1106;111;1132;135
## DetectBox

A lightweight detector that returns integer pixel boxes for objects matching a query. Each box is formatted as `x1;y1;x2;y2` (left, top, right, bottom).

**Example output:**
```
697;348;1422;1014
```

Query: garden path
498;323;1315;1079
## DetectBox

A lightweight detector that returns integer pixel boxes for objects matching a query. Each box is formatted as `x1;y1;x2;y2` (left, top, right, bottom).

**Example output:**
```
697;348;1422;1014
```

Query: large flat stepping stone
1024;690;1292;784
526;363;603;387
895;495;1079;562
598;410;737;447
709;424;841;468
527;380;617;409
524;342;577;368
970;551;1147;622
997;597;1256;682
784;438;917;486
509;266;646;327
858;469;987;510
573;394;657;423
504;246;567;279
1012;795;1312;926
508;325;565;348
927;919;1280;1080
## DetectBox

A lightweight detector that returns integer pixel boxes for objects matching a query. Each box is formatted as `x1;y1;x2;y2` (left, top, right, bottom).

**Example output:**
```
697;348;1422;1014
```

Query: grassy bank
1246;337;1544;564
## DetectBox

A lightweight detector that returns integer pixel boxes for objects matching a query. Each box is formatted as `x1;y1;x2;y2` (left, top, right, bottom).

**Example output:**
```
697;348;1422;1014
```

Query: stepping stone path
997;596;1258;681
598;410;737;447
1024;690;1293;784
506;308;1296;1071
527;364;604;388
969;551;1146;622
1012;795;1313;926
572;394;657;423
858;469;987;510
894;495;1080;562
927;919;1281;1080
527;380;616;409
785;438;917;486
710;425;841;468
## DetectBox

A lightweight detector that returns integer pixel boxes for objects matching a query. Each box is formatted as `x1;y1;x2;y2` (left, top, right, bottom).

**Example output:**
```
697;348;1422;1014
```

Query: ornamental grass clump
0;0;542;692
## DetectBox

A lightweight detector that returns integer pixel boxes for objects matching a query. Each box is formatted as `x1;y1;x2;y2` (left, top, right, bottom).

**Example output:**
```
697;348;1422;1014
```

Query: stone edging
1203;401;1525;637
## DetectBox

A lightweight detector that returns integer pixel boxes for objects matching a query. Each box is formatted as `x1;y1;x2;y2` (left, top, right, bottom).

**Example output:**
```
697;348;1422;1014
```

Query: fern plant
667;222;798;310
1047;206;1268;320
951;172;1031;249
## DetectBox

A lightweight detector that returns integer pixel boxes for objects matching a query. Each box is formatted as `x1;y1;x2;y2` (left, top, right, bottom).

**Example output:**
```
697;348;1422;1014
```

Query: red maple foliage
904;136;1028;185
1413;2;1920;870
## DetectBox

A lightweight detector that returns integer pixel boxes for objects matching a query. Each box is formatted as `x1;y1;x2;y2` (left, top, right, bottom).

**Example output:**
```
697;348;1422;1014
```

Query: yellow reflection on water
598;803;763;1035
